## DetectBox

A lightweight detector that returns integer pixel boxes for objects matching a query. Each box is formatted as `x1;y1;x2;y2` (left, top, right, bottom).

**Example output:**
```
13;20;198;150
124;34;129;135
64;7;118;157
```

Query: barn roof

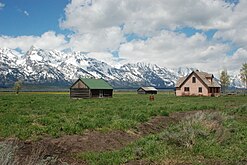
138;87;157;91
79;78;113;89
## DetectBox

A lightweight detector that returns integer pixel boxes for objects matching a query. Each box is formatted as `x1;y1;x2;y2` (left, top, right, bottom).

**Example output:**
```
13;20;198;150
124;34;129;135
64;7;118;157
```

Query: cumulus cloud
0;31;68;52
214;1;247;49
60;0;126;33
119;30;230;74
61;0;235;35
59;0;247;74
1;0;247;75
68;26;125;52
224;48;247;74
87;52;119;66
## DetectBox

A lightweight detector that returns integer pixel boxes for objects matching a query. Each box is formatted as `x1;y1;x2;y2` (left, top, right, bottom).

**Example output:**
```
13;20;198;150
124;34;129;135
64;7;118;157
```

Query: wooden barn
70;78;113;98
137;87;158;94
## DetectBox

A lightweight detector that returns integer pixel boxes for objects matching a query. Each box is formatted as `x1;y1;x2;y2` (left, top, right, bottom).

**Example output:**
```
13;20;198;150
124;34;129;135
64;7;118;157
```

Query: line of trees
220;62;247;93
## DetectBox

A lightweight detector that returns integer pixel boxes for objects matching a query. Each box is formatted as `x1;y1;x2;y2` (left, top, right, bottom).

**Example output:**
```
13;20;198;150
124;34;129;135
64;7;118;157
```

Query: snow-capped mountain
229;75;244;88
0;46;244;88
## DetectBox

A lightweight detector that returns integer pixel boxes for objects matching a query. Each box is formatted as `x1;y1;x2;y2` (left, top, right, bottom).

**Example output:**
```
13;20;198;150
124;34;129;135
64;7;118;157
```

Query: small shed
70;78;113;98
137;87;158;94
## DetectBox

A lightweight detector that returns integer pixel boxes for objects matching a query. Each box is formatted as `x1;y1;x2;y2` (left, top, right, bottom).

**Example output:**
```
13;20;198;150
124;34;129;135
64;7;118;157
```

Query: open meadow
0;92;247;164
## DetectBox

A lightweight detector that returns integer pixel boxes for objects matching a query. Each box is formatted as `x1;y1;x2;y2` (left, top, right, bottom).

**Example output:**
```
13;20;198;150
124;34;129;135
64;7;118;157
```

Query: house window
192;77;196;83
198;87;202;93
184;87;190;92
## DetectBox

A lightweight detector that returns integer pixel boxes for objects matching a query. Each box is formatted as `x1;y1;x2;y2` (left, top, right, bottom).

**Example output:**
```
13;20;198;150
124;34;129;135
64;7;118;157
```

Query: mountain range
0;46;244;89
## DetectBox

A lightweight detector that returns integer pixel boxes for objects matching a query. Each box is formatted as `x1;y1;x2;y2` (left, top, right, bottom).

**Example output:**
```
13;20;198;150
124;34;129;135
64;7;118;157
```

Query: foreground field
0;92;246;164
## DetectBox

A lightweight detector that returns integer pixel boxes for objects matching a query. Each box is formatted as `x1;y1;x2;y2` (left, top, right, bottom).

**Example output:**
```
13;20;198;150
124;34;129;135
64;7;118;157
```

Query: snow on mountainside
0;46;244;88
230;75;244;88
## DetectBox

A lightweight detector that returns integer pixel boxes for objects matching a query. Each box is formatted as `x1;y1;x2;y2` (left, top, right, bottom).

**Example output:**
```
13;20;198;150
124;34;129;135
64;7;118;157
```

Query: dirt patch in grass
135;116;176;135
0;110;205;165
52;131;138;153
1;131;137;165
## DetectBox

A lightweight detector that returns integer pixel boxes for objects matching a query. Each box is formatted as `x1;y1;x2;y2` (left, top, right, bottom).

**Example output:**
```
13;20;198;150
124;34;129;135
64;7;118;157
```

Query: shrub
159;111;226;148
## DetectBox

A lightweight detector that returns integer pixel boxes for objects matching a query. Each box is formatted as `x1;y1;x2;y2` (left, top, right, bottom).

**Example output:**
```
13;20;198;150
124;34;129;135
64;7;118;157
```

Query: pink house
175;70;221;96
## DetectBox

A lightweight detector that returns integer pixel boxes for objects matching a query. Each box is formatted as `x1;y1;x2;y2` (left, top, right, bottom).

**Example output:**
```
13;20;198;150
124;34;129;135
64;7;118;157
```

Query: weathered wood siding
70;88;90;98
71;80;88;89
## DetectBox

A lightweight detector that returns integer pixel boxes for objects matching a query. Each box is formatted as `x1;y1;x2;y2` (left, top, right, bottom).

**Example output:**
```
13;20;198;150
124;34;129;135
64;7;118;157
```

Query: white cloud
59;0;247;74
0;31;68;52
68;26;125;52
224;48;247;74
61;0;235;35
60;0;126;33
214;1;247;49
87;52;119;66
2;0;247;75
119;30;231;74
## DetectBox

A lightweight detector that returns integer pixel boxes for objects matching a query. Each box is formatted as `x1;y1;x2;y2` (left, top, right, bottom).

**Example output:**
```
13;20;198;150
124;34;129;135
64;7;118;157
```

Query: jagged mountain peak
26;45;40;55
0;47;244;88
173;67;197;77
0;47;18;57
29;45;38;51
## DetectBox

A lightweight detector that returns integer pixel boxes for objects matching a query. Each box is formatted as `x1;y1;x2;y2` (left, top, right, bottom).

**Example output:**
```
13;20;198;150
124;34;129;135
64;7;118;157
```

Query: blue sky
0;0;246;74
0;0;69;36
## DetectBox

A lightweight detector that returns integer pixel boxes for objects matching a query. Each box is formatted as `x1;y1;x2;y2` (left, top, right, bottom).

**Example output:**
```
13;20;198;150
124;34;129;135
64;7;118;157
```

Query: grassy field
0;92;246;164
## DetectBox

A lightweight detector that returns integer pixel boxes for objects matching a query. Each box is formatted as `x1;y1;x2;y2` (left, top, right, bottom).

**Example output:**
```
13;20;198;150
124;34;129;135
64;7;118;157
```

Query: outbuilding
70;78;113;98
137;87;158;94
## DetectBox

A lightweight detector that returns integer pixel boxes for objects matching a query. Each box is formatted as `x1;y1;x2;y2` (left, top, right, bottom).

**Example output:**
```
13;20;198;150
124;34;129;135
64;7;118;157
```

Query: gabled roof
175;77;186;88
138;87;157;91
73;78;113;89
195;71;220;87
175;71;220;88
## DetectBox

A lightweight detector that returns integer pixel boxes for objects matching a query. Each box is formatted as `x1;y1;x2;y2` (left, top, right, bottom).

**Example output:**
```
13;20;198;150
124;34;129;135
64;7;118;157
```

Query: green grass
78;107;247;164
0;93;246;140
0;92;247;164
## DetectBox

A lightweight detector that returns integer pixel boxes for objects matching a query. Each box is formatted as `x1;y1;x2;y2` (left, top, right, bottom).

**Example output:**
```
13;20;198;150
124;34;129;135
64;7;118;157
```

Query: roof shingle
138;87;157;91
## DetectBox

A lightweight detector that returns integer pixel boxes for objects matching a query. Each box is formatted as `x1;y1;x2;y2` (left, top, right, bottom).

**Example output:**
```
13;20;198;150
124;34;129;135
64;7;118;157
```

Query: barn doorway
99;90;103;98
